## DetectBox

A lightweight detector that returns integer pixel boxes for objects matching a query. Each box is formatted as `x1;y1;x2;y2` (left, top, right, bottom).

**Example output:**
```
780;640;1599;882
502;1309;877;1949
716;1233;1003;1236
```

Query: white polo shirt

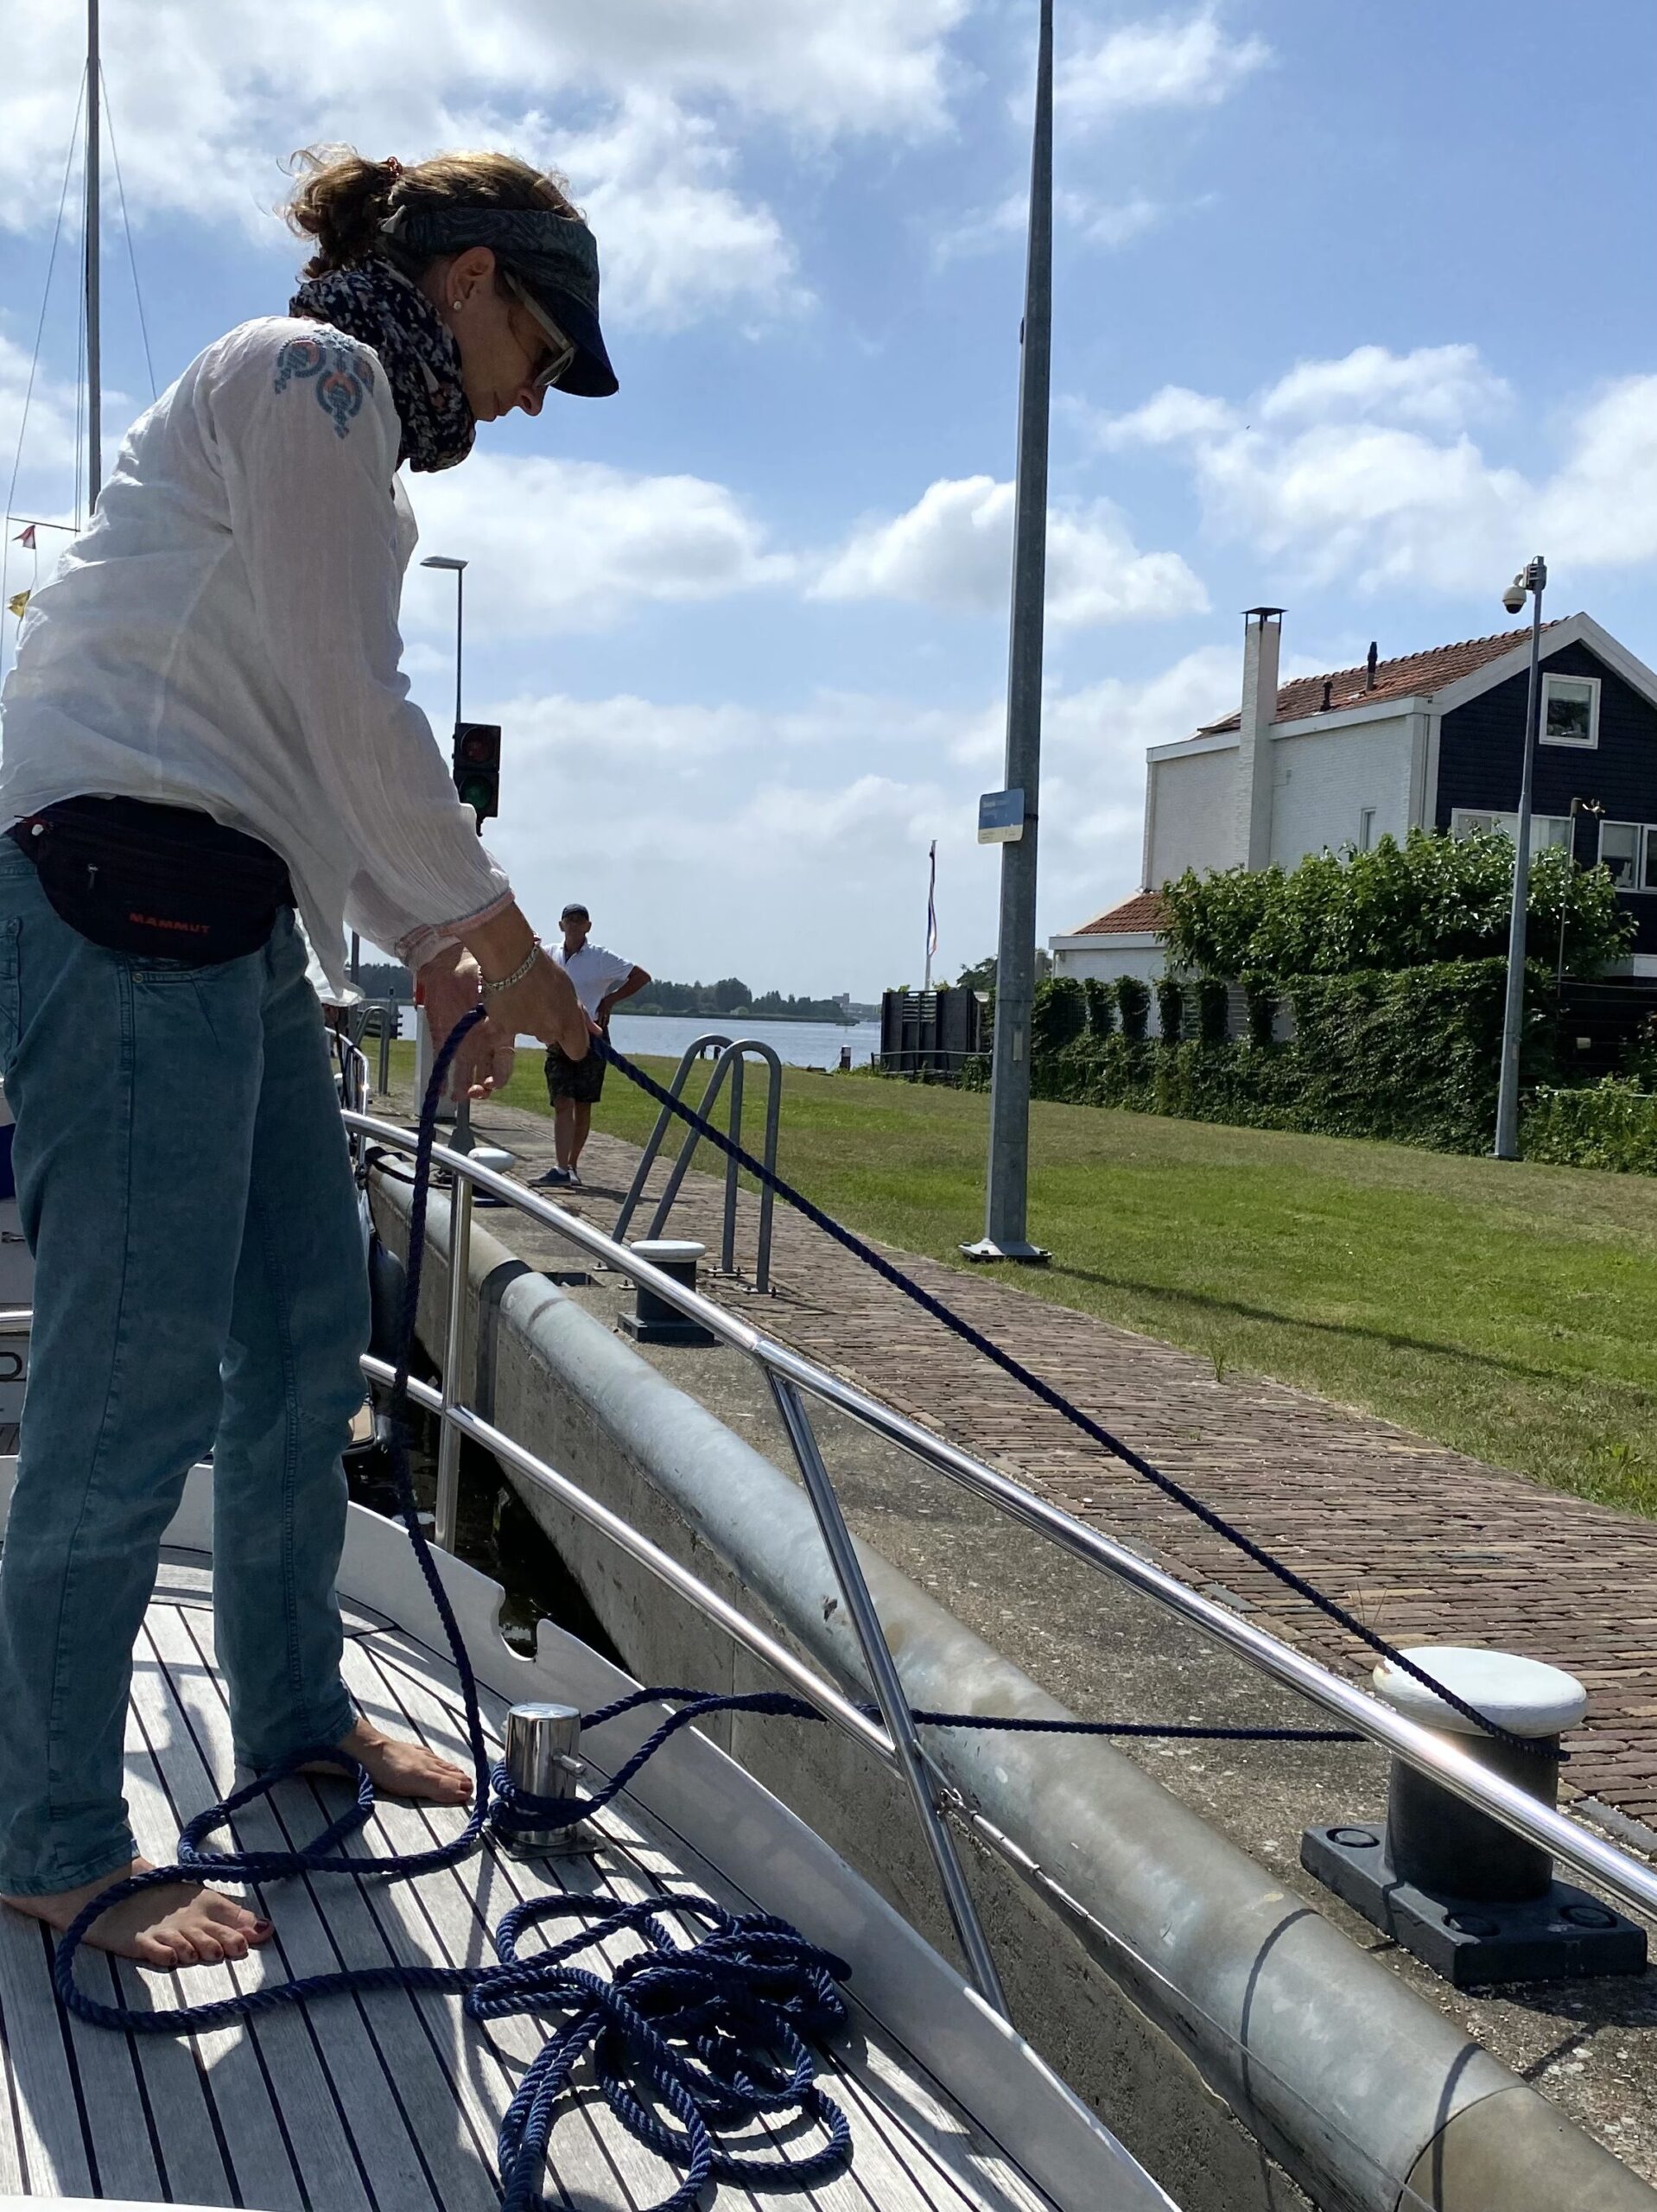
554;940;635;1019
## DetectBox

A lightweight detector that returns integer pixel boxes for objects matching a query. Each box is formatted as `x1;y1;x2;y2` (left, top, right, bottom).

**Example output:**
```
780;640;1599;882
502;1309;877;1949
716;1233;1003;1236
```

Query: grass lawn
391;1042;1657;1519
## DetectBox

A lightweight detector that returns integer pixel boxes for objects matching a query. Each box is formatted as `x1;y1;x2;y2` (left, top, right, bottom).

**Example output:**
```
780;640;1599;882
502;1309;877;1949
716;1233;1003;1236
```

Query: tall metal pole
450;561;473;1150
454;564;464;728
85;0;101;510
1494;556;1546;1160
964;0;1052;1263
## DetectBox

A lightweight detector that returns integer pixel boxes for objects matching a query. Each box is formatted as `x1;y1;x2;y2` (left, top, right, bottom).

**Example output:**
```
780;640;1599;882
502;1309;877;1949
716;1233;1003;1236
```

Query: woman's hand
416;948;516;1098
484;948;588;1059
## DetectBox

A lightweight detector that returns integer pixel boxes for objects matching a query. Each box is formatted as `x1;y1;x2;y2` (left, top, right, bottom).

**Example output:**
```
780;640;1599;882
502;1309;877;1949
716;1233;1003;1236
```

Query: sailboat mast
84;0;101;510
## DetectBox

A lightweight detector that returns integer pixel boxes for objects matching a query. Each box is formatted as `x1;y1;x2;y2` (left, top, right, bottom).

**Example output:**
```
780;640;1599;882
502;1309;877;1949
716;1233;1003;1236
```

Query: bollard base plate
498;1818;606;1859
1301;1821;1647;1986
618;1312;718;1348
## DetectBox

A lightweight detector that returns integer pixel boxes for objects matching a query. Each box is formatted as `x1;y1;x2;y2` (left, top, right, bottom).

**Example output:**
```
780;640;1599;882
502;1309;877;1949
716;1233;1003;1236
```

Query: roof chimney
1365;640;1378;692
1321;678;1333;710
1233;607;1284;869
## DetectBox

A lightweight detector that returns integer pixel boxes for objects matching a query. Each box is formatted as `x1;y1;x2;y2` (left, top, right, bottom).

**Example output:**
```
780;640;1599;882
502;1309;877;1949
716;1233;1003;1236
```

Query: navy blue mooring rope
57;1008;856;2212
596;1039;1553;1761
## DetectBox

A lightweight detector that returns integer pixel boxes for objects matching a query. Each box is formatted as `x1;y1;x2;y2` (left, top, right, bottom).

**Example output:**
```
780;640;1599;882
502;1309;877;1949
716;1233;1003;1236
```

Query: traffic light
451;721;501;824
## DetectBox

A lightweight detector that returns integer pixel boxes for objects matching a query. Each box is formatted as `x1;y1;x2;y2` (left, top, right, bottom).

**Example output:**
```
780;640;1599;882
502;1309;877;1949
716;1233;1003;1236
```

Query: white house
1051;607;1657;985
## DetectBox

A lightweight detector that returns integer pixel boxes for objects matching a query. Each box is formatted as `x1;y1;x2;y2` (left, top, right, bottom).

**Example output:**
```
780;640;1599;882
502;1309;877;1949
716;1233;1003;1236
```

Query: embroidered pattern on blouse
272;335;375;439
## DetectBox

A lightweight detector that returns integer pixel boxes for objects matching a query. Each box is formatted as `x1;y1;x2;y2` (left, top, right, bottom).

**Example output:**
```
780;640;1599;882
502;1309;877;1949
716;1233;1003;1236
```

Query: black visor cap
519;277;618;398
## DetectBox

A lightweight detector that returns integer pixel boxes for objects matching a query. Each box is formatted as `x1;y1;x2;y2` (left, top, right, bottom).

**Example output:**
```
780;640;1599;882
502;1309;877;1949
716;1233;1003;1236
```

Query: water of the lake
395;1007;880;1071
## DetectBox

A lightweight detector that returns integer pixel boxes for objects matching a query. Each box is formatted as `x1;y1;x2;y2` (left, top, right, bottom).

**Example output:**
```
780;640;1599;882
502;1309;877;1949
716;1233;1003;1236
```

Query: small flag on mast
14;525;35;550
6;591;29;620
924;839;938;988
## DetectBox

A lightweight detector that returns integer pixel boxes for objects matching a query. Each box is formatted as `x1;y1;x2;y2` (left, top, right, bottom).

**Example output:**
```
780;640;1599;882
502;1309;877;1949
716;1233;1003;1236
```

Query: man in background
536;904;650;1188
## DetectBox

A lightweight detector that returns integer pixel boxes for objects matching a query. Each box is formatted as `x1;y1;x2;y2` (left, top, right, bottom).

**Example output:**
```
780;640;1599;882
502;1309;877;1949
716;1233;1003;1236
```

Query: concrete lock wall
373;1175;1656;2212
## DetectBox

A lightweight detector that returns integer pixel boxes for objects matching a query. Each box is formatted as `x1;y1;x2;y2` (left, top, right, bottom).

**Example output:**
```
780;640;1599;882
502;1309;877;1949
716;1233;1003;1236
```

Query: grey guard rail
336;1107;1657;1951
611;1034;781;1293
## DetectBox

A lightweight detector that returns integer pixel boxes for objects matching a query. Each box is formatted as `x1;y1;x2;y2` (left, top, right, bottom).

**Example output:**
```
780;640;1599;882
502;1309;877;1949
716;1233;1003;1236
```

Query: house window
1358;808;1376;852
1540;671;1600;747
1600;820;1641;887
1450;808;1571;849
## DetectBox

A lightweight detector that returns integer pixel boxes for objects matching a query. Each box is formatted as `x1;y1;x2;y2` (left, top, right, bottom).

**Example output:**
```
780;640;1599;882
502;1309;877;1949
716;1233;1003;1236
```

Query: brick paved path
463;1093;1657;1828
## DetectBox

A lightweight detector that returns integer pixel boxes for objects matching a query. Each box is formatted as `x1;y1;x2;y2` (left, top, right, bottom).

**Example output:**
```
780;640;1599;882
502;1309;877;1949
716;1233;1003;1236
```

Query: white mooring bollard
1302;1643;1645;1986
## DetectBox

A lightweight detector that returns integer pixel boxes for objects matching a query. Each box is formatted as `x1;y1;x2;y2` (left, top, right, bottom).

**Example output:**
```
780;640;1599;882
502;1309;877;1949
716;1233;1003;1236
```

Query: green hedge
1032;959;1557;1154
1523;1078;1657;1173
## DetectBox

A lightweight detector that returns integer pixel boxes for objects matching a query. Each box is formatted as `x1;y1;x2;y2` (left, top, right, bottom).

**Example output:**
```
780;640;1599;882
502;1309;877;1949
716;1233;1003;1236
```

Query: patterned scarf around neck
288;261;475;473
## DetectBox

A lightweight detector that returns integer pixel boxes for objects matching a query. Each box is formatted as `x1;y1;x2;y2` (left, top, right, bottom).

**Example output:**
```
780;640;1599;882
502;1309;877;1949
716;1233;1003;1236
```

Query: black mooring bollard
1302;1644;1645;1986
619;1238;717;1347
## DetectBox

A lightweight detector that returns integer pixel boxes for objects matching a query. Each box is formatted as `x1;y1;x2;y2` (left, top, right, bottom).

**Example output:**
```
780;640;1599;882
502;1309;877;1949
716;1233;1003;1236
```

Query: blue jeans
0;842;365;1894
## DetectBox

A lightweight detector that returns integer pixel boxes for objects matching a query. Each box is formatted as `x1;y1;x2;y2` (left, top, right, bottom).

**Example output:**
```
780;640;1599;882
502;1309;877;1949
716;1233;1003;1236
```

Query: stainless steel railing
340;1103;1657;2006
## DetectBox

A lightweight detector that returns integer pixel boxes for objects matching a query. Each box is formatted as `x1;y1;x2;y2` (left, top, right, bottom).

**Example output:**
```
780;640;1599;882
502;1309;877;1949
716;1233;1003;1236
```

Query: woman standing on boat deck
0;149;612;1966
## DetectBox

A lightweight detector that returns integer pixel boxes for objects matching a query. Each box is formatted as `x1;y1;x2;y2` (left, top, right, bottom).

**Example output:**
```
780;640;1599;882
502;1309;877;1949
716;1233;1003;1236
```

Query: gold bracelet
479;938;542;995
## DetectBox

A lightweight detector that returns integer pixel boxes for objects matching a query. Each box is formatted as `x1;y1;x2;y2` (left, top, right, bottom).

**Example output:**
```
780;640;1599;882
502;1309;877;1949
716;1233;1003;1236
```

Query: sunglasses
502;272;576;395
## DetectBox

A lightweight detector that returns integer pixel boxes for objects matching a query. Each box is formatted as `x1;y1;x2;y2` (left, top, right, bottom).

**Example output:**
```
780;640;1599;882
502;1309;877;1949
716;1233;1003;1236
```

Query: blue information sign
977;787;1025;843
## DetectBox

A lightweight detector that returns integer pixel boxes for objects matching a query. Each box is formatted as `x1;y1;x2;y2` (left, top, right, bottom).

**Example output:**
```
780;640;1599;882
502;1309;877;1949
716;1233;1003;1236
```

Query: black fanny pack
9;796;296;967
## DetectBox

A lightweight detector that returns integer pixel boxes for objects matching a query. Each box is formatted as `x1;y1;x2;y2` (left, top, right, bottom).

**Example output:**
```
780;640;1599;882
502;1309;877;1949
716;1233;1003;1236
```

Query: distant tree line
629;976;855;1023
355;959;414;998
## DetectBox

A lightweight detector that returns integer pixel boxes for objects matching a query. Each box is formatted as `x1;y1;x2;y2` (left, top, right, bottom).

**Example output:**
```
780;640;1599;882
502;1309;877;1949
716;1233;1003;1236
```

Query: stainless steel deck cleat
501;1700;604;1856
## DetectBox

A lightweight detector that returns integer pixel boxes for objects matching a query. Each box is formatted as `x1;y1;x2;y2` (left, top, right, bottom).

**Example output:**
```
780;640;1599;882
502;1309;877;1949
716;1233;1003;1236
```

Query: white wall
1049;937;1169;1031
1267;712;1416;867
1146;746;1237;887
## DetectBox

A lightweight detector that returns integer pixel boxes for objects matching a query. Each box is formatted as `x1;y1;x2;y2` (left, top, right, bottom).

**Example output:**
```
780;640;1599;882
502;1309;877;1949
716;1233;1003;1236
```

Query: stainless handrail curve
343;1105;1657;1933
359;1354;899;1768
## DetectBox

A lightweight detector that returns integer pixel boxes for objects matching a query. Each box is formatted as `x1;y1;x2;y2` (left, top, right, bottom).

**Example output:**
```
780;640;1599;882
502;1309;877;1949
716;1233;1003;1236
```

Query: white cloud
813;474;1208;626
937;185;1165;263
1057;190;1165;248
554;94;804;328
0;333;79;478
1095;345;1657;595
1058;9;1270;129
1101;383;1238;447
403;453;794;638
0;2;965;327
1259;343;1511;430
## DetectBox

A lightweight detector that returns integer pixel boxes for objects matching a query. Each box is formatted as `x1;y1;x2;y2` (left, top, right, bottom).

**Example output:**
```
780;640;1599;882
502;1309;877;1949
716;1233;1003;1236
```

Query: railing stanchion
433;1171;473;1553
614;1033;732;1246
721;1052;744;1273
767;1370;1011;2018
753;1052;781;1294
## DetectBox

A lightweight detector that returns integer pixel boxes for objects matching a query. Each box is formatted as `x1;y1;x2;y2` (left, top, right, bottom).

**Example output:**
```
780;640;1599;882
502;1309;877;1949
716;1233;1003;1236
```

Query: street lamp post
422;552;467;728
962;0;1053;1265
1493;555;1546;1160
421;554;472;1142
1554;797;1602;1000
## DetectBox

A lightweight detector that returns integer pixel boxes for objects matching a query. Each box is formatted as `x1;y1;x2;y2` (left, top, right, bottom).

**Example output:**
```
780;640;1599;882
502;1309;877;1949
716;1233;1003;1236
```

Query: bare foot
302;1719;473;1807
3;1859;273;1967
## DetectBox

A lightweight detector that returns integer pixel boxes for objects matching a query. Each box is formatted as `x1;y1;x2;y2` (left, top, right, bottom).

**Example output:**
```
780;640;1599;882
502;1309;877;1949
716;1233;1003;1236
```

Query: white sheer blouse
0;315;511;995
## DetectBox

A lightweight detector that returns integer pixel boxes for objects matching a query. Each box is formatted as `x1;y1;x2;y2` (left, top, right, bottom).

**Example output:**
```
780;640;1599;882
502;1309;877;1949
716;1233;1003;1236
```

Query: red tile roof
1191;619;1568;738
1070;891;1168;938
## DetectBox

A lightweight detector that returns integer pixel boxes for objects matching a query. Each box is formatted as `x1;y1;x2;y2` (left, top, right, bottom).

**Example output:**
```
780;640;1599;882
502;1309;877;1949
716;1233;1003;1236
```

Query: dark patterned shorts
545;1044;606;1105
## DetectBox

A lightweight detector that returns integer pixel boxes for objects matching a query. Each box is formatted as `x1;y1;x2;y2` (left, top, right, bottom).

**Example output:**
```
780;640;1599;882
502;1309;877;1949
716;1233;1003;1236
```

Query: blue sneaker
533;1166;574;1188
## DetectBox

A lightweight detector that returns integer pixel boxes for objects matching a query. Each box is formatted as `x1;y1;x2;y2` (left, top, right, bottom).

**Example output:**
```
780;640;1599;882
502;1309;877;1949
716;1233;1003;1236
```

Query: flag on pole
6;591;29;620
14;525;35;549
925;839;938;986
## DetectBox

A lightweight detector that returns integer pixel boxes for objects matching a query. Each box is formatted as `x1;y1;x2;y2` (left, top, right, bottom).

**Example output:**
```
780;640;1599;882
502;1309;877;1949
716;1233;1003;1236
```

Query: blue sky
3;2;1654;996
